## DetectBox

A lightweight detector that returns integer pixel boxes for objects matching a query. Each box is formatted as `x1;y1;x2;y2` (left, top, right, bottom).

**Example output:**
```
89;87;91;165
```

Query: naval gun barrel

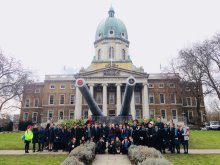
75;78;104;116
119;76;136;116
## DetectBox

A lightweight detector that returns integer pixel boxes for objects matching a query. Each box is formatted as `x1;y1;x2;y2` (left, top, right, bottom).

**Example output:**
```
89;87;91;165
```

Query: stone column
116;83;122;115
131;92;135;119
75;87;82;119
142;83;149;118
88;83;94;116
102;83;108;116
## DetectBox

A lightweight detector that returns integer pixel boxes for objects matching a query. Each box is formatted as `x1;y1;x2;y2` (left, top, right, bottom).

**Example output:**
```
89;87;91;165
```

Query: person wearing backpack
24;125;33;153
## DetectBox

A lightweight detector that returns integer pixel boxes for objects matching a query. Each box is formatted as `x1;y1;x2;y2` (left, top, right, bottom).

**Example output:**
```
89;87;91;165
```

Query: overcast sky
0;0;220;82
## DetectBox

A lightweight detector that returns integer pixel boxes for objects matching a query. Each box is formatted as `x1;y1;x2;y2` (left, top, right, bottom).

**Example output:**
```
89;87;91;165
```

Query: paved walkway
92;154;131;165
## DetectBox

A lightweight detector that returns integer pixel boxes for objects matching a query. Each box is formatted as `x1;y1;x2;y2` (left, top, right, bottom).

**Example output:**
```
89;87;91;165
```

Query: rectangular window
69;110;74;119
23;112;29;121
58;111;64;120
60;94;65;104
188;110;193;121
161;109;166;119
35;89;40;93
96;93;102;104
50;84;55;89
149;109;155;118
159;83;164;88
70;95;75;104
169;83;175;88
186;97;192;106
171;93;176;104
109;93;115;104
48;110;53;120
160;93;165;104
108;109;116;116
135;109;142;119
70;83;75;89
135;92;141;104
60;84;65;89
171;109;177;119
32;112;38;123
49;95;54;105
148;83;154;88
34;98;39;107
25;99;30;107
149;93;154;104
83;110;88;119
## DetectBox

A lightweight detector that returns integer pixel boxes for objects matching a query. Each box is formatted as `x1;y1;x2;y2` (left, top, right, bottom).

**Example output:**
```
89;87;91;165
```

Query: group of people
23;116;190;154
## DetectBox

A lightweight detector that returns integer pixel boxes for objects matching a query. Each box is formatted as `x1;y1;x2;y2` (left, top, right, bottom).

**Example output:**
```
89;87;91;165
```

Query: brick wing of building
20;7;205;125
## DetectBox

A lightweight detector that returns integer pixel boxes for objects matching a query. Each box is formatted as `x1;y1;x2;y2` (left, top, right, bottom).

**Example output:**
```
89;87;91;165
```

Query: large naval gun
75;78;104;116
75;76;136;123
119;76;136;116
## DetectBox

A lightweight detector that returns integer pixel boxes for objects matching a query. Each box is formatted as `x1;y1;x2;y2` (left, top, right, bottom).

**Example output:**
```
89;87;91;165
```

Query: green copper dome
95;7;128;42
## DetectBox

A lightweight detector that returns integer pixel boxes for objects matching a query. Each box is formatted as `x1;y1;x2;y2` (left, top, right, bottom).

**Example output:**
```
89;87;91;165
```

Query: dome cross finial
108;6;115;17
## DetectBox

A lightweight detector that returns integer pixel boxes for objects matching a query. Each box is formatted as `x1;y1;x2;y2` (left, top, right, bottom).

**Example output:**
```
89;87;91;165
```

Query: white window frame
32;112;38;123
169;83;175;88
60;84;65;89
186;97;192;106
35;88;40;93
34;98;39;107
48;110;53;120
70;95;75;105
171;109;177;120
69;110;74;119
135;109;142;119
159;83;164;88
109;92;115;104
188;110;194;120
171;93;176;104
96;93;102;105
148;83;154;88
149;93;154;104
25;99;30;107
149;109;155;118
58;110;64;120
161;109;166;120
59;94;65;105
159;93;165;104
50;84;55;89
135;92;141;104
23;112;29;121
48;95;54;105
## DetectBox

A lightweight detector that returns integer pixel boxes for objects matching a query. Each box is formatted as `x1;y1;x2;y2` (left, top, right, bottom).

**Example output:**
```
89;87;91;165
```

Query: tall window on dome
122;49;125;60
109;47;114;59
98;49;101;60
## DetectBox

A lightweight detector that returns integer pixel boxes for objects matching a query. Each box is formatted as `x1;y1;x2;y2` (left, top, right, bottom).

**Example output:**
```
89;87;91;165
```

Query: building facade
20;7;205;124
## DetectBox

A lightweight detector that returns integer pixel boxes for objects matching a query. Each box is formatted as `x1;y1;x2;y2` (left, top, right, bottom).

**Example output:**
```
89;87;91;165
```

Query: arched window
109;47;114;59
122;49;125;60
98;49;101;60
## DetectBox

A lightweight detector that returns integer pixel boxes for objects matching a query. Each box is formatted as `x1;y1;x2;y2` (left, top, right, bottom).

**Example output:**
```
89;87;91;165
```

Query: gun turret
75;78;104;116
119;76;136;116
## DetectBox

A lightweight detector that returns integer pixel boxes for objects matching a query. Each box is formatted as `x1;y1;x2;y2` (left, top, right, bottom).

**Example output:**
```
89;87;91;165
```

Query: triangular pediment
74;65;148;79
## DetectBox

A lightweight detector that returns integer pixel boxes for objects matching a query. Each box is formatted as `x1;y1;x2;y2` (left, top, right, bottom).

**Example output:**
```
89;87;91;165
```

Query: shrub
18;121;33;131
128;145;164;164
60;119;86;128
60;156;84;165
69;142;96;165
137;158;173;165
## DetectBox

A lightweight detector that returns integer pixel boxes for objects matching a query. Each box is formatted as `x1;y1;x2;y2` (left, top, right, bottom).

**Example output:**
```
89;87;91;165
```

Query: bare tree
0;52;33;112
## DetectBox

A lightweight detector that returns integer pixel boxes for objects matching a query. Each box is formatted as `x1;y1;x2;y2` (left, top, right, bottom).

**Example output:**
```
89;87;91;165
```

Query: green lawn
0;130;220;150
165;154;220;165
0;132;24;150
189;130;220;149
0;155;66;165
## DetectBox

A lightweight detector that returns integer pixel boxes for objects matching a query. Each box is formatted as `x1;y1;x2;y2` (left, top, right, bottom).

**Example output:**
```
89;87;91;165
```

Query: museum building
20;7;205;124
